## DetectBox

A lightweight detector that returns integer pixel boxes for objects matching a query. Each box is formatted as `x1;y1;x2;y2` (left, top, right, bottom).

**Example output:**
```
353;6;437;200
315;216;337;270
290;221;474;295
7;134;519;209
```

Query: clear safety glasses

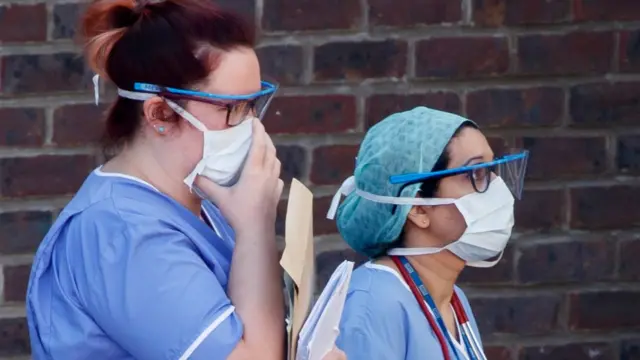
132;80;279;126
390;149;529;199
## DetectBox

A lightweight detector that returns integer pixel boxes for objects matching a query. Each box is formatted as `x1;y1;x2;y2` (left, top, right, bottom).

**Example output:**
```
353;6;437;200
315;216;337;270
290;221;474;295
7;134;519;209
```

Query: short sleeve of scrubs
64;206;243;360
336;290;406;360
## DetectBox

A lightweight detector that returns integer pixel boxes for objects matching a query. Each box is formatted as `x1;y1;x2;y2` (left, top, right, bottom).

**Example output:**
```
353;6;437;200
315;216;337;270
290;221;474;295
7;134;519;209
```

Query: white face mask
112;84;253;189
165;101;253;188
328;176;515;268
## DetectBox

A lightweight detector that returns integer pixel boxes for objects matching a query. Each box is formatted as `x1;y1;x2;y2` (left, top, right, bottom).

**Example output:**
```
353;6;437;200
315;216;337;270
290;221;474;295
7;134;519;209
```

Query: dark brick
485;346;511;360
473;0;570;26
314;40;407;81
369;0;461;27
3;265;30;302
574;0;640;21
519;342;614;360
617;135;640;174
0;317;29;357
458;245;514;284
0;108;45;146
621;338;640;360
517;32;614;75
415;36;509;79
517;236;615;284
277;145;306;184
619;30;640;73
365;92;461;129
519;137;607;180
276;196;338;237
310;145;359;186
256;46;304;86
619;235;640;281
570;186;640;229
0;4;47;43
215;0;255;23
0;211;52;255
262;0;361;31
52;3;86;39
569;290;640;330
1;53;91;95
570;82;640;127
515;189;566;231
316;248;368;290
313;196;338;235
264;95;357;134
53;104;106;146
467;87;564;128
469;295;562;335
0;155;95;198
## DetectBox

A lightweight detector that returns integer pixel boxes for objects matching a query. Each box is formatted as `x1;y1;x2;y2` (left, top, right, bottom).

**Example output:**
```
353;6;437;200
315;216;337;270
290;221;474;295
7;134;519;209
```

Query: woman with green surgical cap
326;107;529;360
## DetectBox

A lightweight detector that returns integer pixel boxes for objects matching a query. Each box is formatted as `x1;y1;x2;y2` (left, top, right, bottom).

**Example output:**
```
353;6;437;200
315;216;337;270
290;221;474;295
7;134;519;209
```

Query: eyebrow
459;155;485;168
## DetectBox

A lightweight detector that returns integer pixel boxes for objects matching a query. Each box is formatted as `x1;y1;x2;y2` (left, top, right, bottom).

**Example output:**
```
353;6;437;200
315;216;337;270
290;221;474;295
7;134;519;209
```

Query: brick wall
1;0;640;358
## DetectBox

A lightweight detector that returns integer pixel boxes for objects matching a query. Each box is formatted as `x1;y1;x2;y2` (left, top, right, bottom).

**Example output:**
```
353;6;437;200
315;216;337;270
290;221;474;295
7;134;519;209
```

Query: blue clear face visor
389;149;530;199
131;80;278;126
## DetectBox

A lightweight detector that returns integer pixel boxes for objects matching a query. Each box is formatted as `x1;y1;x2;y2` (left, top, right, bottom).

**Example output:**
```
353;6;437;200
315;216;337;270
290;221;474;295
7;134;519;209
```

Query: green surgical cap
332;106;474;257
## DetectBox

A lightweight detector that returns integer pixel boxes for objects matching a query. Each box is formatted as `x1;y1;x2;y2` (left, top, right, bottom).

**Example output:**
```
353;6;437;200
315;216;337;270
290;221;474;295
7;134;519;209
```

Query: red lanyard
391;256;472;360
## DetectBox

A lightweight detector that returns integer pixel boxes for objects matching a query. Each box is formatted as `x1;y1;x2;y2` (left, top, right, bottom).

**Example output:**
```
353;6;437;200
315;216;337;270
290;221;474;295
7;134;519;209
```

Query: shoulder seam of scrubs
178;305;236;360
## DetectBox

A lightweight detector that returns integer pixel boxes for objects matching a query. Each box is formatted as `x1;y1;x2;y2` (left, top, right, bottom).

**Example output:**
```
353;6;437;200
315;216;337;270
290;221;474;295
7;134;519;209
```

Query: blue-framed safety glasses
132;80;279;126
389;149;530;199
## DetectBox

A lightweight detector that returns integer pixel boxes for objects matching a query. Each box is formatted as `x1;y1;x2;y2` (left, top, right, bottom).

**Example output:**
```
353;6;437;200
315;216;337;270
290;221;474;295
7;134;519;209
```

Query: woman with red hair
25;0;345;359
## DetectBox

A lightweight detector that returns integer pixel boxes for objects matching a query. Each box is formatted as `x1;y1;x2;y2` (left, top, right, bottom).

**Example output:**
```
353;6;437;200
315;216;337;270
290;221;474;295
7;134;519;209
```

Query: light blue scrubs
336;262;482;360
26;168;243;359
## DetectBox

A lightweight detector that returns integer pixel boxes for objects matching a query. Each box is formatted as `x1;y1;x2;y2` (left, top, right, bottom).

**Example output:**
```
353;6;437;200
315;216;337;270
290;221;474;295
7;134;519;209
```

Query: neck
106;143;202;215
407;253;464;310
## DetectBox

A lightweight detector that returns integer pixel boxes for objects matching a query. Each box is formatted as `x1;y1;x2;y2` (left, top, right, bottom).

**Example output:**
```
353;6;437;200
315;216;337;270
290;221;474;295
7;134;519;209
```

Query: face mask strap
465;249;505;268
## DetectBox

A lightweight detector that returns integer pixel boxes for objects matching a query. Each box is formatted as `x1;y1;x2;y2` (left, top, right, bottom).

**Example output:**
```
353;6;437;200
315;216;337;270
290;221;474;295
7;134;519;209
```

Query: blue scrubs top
26;168;243;359
336;262;483;360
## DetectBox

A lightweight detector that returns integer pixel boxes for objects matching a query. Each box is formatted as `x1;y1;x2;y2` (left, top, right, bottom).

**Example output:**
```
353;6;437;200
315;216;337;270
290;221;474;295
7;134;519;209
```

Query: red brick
517;236;615;284
517;32;614;75
469;295;562;335
310;145;359;186
519;137;608;180
365;93;461;129
569;290;640;330
515;189;566;231
415;36;509;79
256;46;304;85
619;30;640;73
570;186;640;229
214;0;255;24
0;155;95;198
619;235;640;281
574;0;640;21
0;108;45;146
262;0;361;31
276;145;307;183
1;53;91;95
519;342;614;360
0;211;52;255
264;95;357;134
53;104;106;147
569;82;640;127
473;0;570;26
458;245;514;284
313;196;338;236
484;346;511;360
617;135;640;174
466;87;564;128
0;317;29;357
52;3;86;39
369;0;461;27
3;264;30;302
0;4;47;43
313;40;407;81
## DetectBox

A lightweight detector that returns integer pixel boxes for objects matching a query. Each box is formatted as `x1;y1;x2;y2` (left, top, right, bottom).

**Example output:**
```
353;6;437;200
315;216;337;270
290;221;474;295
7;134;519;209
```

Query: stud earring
157;126;165;133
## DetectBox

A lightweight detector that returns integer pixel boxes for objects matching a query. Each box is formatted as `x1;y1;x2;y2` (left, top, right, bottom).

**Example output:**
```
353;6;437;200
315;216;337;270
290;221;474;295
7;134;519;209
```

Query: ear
141;96;178;135
406;205;430;229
